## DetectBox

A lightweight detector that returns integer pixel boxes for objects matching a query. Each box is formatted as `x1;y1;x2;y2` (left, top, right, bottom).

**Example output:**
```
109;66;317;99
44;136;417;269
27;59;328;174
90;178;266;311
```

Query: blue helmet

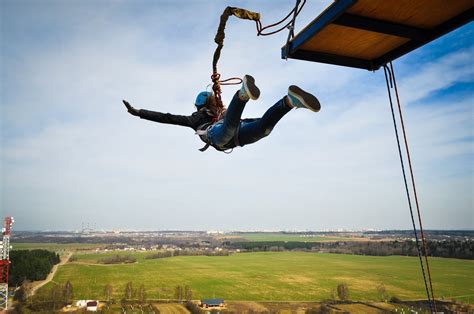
195;91;212;109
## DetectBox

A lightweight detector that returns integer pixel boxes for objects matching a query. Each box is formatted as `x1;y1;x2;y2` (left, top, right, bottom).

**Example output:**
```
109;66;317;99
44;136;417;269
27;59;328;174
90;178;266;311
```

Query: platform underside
282;0;474;70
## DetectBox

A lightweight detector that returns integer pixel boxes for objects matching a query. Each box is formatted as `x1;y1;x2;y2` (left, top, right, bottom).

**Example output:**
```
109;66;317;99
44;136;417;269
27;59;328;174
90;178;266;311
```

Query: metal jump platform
282;0;474;70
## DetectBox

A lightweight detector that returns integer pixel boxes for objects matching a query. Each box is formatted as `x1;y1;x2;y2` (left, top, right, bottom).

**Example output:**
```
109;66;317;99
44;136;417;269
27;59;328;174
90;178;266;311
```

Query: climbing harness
383;62;437;313
196;120;235;154
196;122;213;152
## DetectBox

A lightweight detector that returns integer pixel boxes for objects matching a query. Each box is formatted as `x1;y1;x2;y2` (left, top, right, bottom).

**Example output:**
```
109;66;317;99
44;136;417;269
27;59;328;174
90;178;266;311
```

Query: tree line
226;239;473;259
17;280;195;312
9;249;60;286
15;280;73;312
98;254;137;264
145;249;230;260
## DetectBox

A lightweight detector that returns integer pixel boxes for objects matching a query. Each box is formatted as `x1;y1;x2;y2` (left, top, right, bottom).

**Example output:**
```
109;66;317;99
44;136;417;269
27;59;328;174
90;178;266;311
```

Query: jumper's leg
238;97;292;146
208;75;260;147
238;85;320;146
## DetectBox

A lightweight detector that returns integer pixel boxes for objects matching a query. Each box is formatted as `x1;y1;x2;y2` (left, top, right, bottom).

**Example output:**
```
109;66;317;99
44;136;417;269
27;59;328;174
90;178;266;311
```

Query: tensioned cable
283;0;302;60
383;64;434;313
389;62;437;313
256;0;306;36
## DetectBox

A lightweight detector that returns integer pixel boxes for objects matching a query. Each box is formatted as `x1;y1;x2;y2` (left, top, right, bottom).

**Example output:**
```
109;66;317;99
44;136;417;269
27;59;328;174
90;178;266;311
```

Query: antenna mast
0;216;14;311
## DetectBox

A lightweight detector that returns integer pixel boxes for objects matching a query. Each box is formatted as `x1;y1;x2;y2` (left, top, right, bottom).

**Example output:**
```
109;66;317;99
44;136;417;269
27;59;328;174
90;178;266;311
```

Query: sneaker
288;85;320;112
240;75;260;100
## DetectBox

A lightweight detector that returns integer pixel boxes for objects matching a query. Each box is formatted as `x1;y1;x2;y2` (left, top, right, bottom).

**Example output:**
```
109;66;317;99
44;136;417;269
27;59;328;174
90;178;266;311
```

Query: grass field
232;233;364;242
12;242;106;251
38;252;473;303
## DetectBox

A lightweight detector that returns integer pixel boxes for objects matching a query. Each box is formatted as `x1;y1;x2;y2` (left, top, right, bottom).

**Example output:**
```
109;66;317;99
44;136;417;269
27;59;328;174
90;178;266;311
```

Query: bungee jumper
122;77;320;152
123;4;318;152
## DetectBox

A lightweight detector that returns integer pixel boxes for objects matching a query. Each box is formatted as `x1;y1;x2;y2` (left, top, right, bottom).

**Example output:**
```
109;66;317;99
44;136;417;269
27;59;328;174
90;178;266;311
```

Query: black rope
257;0;306;36
390;62;437;312
383;64;434;313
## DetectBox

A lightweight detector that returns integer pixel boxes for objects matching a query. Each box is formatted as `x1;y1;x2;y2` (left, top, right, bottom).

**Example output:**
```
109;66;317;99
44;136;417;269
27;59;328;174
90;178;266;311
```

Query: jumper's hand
122;100;139;116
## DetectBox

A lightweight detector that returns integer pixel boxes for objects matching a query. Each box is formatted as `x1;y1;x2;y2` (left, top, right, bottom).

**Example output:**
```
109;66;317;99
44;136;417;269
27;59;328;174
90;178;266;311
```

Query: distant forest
226;239;474;260
9;249;60;286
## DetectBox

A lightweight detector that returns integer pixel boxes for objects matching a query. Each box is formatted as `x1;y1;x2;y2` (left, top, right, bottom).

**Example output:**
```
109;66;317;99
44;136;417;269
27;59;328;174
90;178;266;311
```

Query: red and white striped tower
0;216;14;311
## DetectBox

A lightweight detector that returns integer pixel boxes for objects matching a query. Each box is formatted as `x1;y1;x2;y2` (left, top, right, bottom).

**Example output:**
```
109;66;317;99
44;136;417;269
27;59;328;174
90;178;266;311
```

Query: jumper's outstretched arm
121;100;205;130
122;100;139;116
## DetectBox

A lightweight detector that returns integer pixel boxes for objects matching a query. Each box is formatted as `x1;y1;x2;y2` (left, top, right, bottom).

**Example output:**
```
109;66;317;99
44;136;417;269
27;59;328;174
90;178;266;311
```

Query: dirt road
30;252;72;296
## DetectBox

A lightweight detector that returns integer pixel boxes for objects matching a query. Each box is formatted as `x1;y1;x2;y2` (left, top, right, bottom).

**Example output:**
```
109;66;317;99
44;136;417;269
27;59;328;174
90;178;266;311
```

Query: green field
12;242;106;251
233;233;363;242
39;252;473;303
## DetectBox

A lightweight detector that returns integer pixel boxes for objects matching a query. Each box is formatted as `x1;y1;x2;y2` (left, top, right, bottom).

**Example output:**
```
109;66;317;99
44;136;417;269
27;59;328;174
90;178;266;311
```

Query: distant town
12;229;473;259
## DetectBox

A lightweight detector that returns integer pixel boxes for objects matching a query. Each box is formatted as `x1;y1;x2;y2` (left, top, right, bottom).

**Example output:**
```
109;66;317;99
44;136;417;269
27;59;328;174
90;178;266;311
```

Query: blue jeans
207;91;291;149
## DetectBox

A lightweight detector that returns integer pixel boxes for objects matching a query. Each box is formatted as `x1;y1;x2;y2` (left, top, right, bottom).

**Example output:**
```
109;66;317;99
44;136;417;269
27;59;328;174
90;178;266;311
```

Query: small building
86;300;98;312
76;300;99;311
200;298;225;308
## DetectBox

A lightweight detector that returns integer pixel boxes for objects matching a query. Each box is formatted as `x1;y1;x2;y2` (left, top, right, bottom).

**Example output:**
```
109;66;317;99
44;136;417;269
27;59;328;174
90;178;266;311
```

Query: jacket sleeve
138;109;200;130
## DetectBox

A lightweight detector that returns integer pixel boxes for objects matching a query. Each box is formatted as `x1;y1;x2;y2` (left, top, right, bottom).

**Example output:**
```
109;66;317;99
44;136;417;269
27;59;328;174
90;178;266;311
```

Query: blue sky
1;0;473;231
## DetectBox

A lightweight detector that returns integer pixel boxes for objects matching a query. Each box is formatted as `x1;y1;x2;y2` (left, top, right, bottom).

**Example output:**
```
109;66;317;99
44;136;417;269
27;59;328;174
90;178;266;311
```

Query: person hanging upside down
122;75;320;152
